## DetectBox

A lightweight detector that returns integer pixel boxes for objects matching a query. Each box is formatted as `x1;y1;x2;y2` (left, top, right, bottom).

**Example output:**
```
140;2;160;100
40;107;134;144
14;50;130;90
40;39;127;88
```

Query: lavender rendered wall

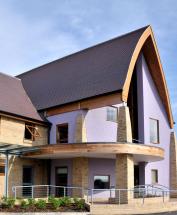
137;54;171;187
47;110;83;144
85;105;120;142
47;105;121;144
50;158;116;198
50;159;72;186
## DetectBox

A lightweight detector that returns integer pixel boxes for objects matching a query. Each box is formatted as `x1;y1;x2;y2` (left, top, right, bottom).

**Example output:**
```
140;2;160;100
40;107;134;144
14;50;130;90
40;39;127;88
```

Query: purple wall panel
47;110;83;144
137;54;171;187
50;159;72;186
85;106;120;142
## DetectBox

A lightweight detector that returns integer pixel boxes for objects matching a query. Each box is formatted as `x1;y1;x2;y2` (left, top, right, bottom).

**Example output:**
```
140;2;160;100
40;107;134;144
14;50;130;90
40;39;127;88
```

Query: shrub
59;196;71;207
48;197;61;210
20;200;28;209
74;198;85;210
35;199;47;209
1;197;15;209
48;196;55;202
27;198;36;206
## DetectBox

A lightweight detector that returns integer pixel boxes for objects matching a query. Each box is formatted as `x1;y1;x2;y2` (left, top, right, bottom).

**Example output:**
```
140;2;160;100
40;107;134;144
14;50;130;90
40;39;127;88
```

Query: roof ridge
17;25;150;77
0;71;21;81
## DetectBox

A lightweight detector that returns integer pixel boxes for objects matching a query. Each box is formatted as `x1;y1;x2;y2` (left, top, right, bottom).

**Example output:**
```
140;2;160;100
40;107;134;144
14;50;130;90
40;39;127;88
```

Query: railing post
32;186;34;198
162;190;164;203
82;187;84;198
47;185;49;198
13;186;17;199
64;187;66;197
118;189;120;205
91;189;93;205
142;190;145;204
87;189;89;203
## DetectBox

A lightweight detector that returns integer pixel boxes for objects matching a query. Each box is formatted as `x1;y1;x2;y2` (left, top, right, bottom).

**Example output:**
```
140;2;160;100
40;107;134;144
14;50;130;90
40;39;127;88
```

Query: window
94;175;110;189
22;166;33;197
107;106;118;122
56;124;68;143
151;169;158;184
0;166;5;175
150;118;159;143
24;123;40;141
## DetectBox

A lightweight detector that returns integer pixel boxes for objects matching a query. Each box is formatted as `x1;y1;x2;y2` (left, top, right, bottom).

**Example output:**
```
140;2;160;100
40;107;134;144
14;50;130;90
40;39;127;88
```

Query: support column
74;113;87;143
115;154;134;204
170;132;177;197
4;153;9;198
117;105;132;143
72;157;88;198
115;105;134;204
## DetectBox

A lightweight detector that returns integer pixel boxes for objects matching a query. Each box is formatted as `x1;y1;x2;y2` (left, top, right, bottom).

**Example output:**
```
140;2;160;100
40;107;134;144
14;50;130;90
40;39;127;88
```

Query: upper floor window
56;123;68;143
150;118;159;144
24;123;40;141
107;106;118;122
151;169;158;184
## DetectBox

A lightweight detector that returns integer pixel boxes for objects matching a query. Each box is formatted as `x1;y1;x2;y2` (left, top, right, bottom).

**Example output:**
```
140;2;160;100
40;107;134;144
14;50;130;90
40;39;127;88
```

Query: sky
0;0;177;128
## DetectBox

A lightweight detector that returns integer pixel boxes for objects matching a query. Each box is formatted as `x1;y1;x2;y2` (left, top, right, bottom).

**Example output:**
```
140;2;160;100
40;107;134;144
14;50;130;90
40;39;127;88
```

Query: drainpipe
4;152;9;198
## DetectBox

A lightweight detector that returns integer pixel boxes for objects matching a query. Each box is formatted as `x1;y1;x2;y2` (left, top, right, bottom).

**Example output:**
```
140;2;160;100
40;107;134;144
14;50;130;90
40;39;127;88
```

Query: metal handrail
12;184;174;205
12;185;85;199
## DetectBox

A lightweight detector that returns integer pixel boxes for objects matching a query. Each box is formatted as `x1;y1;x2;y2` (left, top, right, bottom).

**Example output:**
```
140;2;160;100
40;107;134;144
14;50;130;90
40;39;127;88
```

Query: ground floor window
94;175;110;189
151;169;158;184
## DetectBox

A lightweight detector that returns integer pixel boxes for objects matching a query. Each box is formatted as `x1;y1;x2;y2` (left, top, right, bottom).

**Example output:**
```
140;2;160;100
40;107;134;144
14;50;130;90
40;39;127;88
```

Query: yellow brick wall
0;116;48;146
72;157;88;197
8;157;48;197
170;132;177;198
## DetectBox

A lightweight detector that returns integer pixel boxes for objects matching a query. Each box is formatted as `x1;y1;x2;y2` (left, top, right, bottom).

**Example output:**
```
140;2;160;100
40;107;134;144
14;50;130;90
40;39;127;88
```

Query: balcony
23;142;164;162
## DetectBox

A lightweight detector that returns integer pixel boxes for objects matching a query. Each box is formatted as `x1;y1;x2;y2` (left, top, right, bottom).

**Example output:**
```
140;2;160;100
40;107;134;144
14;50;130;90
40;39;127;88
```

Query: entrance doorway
55;167;68;197
22;166;33;197
134;165;139;186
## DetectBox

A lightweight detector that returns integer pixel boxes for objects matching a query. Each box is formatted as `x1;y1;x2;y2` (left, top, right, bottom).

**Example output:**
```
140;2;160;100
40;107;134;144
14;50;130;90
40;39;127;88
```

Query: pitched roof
0;73;43;122
18;26;149;111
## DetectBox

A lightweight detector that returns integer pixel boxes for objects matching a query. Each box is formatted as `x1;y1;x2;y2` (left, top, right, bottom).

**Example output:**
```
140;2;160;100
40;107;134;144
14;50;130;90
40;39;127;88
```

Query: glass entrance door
22;166;33;197
55;167;68;197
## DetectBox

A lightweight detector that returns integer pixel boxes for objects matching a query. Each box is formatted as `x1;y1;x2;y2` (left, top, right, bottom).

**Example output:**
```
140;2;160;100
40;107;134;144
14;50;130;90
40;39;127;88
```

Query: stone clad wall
0;116;25;145
170;132;177;197
0;115;49;197
8;157;48;197
0;115;48;146
72;157;88;197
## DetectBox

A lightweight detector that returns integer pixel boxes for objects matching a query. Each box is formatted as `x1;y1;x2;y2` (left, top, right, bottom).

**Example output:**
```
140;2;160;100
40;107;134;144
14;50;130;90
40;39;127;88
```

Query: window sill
24;139;33;144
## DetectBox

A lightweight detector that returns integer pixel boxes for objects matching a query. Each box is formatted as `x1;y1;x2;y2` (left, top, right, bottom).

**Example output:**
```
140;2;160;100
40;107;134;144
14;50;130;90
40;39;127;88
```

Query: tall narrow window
107;106;117;122
151;169;158;184
56;124;68;143
150;118;159;143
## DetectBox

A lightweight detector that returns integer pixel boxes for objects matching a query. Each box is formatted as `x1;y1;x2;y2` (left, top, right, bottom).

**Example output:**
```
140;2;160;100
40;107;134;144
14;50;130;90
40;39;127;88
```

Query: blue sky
0;0;177;128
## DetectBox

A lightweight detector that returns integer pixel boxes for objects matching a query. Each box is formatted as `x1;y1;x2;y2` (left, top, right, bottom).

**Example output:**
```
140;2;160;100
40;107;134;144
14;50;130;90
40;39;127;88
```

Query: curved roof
18;26;148;110
0;73;43;122
18;25;173;128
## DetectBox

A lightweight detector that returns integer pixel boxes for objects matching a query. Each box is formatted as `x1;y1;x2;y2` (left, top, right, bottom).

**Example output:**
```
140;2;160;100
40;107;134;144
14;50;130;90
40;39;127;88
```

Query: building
0;25;176;203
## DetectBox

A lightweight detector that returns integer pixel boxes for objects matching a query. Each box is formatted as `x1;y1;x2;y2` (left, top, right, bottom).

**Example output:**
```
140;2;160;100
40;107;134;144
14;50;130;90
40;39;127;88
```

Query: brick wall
72;157;88;197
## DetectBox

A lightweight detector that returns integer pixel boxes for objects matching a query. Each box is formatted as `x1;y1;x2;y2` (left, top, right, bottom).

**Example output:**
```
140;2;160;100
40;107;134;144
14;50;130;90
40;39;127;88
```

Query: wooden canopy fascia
122;26;174;128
